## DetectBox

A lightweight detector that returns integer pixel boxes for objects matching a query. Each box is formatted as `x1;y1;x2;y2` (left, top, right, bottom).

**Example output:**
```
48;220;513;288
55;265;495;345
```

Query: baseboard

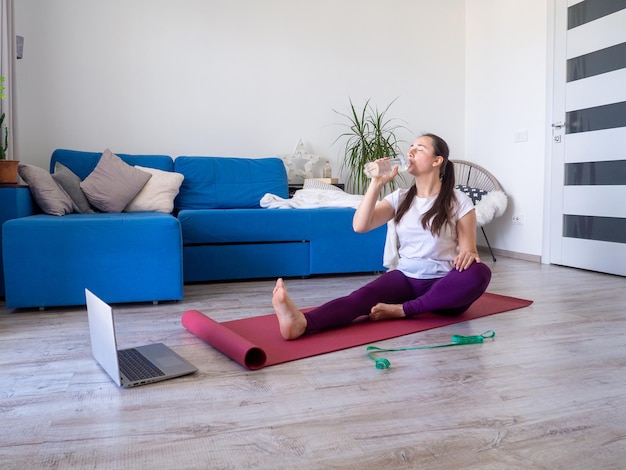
478;245;541;263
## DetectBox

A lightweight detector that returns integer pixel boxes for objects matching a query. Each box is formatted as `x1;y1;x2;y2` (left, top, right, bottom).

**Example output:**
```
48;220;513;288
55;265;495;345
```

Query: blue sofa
2;150;184;308
174;156;387;281
2;150;386;309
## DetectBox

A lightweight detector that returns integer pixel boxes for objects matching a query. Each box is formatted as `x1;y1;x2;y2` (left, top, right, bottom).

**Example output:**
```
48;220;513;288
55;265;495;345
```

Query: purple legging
304;262;492;334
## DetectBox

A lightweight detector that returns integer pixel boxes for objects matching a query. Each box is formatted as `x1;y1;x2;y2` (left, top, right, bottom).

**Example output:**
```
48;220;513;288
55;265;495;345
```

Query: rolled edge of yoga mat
181;310;267;370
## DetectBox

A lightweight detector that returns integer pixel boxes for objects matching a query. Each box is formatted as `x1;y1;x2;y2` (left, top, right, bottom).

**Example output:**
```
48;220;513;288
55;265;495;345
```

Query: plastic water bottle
364;155;408;178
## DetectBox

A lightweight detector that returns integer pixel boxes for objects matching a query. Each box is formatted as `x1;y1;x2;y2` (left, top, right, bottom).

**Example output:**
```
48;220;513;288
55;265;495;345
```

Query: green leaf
333;98;408;195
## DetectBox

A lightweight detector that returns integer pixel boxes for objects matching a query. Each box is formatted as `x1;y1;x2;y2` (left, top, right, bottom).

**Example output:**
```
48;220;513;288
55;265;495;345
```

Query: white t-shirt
384;188;475;279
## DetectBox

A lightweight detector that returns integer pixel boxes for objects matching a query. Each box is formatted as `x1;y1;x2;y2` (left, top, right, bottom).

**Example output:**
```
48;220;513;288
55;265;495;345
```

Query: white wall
13;0;551;259
465;0;549;258
13;0;466;180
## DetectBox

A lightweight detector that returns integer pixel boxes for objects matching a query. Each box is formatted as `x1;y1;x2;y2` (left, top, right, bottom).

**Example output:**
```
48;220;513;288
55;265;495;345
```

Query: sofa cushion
18;163;74;216
2;212;183;308
80;149;152;212
174;156;288;210
178;208;312;244
308;208;387;274
52;162;95;214
125;166;184;213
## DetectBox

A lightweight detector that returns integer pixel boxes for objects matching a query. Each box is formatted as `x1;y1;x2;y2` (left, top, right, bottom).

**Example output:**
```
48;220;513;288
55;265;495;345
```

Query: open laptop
85;288;197;388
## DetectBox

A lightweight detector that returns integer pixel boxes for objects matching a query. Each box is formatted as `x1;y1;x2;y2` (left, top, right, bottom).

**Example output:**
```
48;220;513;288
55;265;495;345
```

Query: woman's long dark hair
393;133;456;236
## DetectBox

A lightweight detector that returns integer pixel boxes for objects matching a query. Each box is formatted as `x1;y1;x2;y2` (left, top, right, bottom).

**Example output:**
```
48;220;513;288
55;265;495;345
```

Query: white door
550;0;626;276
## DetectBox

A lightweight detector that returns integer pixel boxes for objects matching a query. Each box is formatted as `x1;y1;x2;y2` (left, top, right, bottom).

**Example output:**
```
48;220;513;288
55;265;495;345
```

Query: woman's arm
454;208;481;271
352;171;396;233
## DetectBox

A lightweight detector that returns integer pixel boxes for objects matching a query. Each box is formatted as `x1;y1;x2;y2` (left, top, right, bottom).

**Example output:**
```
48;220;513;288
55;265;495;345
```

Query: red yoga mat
182;292;532;370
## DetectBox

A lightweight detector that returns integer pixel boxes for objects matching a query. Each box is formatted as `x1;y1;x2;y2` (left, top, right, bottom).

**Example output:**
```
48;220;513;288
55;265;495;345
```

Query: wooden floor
1;256;625;469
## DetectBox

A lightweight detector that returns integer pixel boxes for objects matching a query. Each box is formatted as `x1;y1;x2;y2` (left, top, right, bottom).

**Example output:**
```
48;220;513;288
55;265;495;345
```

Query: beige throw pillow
125;166;184;213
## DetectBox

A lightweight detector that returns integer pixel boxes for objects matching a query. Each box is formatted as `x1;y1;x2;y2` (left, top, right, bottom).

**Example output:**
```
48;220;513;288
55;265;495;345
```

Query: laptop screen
85;289;122;386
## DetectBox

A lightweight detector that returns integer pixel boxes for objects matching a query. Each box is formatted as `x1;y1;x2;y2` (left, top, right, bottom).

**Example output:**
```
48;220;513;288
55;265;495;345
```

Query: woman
273;133;492;340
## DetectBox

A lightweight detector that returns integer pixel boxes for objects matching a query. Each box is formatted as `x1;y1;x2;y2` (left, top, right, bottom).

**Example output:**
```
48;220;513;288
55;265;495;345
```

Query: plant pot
0;160;20;184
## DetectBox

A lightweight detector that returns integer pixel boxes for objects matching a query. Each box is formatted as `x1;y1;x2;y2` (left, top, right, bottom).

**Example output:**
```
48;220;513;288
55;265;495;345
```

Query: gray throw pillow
80;149;152;212
52;162;95;213
18;164;74;216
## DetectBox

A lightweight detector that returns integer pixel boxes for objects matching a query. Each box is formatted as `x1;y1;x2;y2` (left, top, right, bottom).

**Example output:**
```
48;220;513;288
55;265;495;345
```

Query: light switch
514;129;528;142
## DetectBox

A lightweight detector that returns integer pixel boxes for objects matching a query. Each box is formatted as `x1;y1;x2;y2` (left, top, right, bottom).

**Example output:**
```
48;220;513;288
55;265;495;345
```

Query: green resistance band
366;330;496;369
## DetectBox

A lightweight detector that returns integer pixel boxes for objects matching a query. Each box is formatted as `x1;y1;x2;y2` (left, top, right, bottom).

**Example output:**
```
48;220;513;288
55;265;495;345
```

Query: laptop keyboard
118;348;166;381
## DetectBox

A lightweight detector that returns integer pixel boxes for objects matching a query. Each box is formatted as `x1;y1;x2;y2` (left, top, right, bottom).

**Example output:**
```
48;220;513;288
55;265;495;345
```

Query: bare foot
369;303;406;321
272;278;307;340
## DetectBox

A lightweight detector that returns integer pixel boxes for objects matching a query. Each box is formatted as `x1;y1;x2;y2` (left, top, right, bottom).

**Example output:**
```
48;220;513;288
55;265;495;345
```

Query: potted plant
0;75;19;184
334;98;408;195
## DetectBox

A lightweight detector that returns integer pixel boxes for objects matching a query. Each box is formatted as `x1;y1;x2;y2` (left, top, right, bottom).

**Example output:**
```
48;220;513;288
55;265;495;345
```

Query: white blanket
260;189;364;209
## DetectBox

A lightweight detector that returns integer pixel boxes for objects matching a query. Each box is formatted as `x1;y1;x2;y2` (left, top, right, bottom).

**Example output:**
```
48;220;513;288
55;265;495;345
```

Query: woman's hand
370;159;399;186
352;167;396;233
454;250;481;272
